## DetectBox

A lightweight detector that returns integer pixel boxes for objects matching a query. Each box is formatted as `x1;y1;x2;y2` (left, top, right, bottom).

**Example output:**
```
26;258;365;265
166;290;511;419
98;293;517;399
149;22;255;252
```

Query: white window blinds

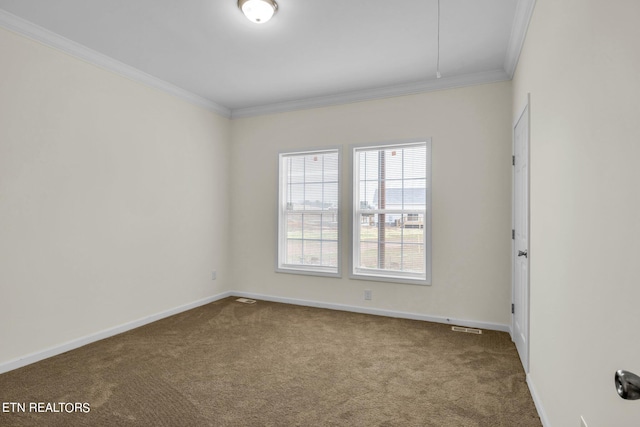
278;149;341;276
352;141;431;283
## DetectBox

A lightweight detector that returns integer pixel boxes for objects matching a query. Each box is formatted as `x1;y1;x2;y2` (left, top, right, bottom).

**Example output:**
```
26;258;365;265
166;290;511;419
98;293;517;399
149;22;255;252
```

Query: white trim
0;3;534;120
276;147;342;278
526;374;551;427
511;120;516;345
0;9;231;118
504;0;537;78
231;69;510;118
0;291;232;375
0;290;513;374
232;291;511;333
350;139;432;286
514;93;532;125
512;94;531;374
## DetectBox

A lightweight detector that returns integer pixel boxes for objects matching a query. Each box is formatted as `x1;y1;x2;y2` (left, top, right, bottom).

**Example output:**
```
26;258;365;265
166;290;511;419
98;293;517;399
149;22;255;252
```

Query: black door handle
616;370;640;400
517;250;528;258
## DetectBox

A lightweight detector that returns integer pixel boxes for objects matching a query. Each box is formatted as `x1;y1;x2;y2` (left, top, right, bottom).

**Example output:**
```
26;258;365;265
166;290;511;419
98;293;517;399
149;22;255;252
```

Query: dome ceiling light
238;0;278;24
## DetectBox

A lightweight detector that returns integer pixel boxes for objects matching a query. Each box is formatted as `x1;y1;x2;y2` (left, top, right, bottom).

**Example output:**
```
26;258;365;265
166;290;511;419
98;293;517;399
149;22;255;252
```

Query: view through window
352;141;431;283
277;149;340;276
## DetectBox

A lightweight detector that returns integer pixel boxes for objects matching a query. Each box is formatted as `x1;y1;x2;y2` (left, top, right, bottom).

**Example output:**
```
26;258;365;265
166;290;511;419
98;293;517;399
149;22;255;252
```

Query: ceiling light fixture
238;0;278;24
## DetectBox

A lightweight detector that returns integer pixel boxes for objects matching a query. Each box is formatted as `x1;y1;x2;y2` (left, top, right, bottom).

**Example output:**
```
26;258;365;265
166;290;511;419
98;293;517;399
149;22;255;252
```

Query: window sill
276;266;341;279
350;271;431;286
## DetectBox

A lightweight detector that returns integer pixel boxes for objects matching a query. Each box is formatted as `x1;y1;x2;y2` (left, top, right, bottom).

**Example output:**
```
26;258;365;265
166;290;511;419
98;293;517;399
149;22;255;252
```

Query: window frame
350;139;432;285
276;147;342;278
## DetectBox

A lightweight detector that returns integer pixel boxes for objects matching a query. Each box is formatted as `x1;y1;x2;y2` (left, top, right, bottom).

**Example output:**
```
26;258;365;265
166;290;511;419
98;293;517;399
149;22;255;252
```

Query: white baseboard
231;291;511;333
1;290;511;375
0;291;233;375
527;374;551;427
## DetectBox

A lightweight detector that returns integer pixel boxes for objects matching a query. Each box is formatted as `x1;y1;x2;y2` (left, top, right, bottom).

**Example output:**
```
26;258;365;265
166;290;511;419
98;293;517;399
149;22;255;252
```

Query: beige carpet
0;297;541;426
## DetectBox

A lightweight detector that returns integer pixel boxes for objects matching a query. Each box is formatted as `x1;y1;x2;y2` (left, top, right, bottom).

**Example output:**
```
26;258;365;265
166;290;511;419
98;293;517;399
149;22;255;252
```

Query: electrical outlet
364;290;372;300
580;416;588;427
212;271;217;280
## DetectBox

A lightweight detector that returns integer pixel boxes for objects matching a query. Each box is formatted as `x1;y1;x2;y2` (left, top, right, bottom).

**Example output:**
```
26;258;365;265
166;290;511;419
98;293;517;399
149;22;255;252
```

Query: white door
513;97;530;373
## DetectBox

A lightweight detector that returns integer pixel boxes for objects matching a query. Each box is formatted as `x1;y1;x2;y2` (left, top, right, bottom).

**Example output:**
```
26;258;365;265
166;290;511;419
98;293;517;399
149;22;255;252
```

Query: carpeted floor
0;297;541;426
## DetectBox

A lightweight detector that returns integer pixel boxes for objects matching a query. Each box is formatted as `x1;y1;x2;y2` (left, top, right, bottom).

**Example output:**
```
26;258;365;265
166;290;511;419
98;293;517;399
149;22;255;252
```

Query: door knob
517;250;528;258
616;370;640;400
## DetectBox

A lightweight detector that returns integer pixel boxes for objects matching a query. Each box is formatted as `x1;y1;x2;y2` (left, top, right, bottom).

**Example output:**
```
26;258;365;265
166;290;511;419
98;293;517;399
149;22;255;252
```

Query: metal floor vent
235;298;257;304
451;326;482;334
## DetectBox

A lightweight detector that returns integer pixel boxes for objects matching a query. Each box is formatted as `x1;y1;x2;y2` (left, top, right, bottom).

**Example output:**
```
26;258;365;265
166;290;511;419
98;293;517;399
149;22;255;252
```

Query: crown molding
1;3;533;121
0;9;231;118
230;69;511;119
504;0;537;78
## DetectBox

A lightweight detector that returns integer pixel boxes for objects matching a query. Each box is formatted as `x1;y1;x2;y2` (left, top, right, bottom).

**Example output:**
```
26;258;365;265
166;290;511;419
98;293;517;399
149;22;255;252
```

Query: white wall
513;1;640;425
0;23;513;372
230;82;513;328
0;27;231;366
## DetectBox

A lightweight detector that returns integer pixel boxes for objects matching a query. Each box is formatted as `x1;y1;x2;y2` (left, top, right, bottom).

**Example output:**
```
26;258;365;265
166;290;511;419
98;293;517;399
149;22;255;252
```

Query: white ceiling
0;0;534;118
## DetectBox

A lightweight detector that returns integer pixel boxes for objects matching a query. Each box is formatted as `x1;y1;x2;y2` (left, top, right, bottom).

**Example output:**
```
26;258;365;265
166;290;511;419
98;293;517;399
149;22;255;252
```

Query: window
352;140;431;284
277;148;341;276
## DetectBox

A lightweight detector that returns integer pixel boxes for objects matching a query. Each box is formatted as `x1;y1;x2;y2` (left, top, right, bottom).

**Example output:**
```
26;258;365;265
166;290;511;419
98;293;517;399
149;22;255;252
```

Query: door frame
512;93;531;373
